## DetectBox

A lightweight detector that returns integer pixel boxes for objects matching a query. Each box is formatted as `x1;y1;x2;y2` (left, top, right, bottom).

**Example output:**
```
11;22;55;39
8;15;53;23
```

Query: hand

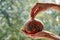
21;28;60;40
31;3;60;19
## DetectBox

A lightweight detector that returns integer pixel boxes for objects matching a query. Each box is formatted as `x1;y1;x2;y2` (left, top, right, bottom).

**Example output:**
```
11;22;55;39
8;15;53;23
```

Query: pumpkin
23;19;43;34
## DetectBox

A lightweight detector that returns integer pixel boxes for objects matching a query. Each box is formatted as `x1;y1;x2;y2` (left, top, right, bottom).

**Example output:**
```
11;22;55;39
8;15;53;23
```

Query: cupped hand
21;28;60;40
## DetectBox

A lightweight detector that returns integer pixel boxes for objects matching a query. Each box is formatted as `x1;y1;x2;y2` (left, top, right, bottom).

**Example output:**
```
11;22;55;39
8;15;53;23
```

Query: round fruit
23;19;43;34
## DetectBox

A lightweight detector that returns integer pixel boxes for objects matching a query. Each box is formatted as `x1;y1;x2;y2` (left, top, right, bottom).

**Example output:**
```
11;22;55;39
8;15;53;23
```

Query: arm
31;3;60;19
21;3;60;40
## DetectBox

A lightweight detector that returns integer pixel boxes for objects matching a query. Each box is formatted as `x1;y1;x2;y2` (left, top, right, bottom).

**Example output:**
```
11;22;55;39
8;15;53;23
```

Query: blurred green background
0;0;60;40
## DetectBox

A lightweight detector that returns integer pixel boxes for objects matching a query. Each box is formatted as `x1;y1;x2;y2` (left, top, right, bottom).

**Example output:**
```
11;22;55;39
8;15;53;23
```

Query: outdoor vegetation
0;0;60;40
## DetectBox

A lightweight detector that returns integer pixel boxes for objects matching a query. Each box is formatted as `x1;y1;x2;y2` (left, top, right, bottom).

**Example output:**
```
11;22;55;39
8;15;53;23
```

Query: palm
21;28;60;40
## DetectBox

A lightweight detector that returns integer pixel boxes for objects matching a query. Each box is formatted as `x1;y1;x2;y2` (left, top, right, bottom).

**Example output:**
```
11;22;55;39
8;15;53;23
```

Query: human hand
21;28;60;40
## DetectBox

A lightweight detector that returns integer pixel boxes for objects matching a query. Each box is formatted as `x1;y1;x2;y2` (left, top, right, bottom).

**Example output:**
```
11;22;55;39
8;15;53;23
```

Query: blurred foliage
0;0;60;40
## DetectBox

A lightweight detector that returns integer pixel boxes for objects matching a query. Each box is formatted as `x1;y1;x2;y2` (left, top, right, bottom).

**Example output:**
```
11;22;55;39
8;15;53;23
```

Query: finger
20;28;28;34
21;28;45;37
20;27;34;35
21;28;52;39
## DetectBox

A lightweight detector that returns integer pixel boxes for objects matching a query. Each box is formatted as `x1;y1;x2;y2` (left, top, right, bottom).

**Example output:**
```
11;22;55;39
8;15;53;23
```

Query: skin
31;3;60;19
21;28;60;40
21;3;60;40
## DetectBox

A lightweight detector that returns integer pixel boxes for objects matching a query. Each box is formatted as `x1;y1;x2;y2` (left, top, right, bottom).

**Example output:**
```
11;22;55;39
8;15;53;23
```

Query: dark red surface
23;3;44;34
24;19;43;34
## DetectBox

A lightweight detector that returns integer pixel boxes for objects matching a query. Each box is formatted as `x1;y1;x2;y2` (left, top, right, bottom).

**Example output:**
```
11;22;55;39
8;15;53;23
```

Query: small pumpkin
23;19;43;34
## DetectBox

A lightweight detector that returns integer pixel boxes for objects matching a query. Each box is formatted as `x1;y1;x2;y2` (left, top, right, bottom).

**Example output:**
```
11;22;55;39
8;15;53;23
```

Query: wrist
43;31;60;40
48;33;60;40
52;35;60;40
